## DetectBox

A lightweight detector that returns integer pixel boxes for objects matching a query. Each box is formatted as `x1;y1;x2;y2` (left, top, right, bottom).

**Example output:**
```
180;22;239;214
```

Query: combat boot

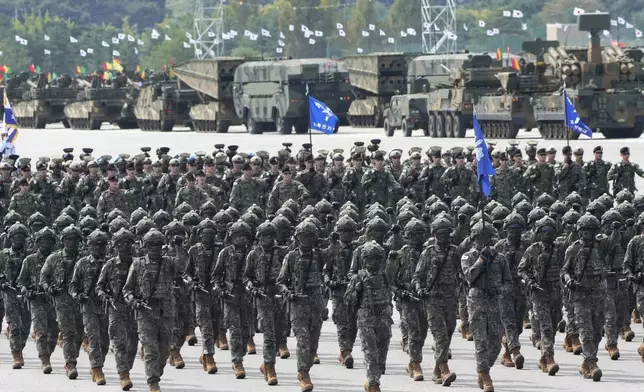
458;322;467;339
481;372;494;392
216;330;229;350
406;361;423;381
637;343;644;362
557;319;566;333
11;351;22;369
620;326;635;342
477;372;484;389
65;362;78;379
523;316;531;329
82;334;89;353
500;350;515;367
537;356;547;372
119;371;133;391
511;347;525;370
544;355;559;376
633;309;642;324
174;349;185;369
148;381;161;392
562;334;573;352
431;363;442;384
367;384;381;392
39;354;52;374
338;350;354;368
438;362;456;387
465;329;473;341
571;334;582;355
18;352;24;366
91;367;106;385
186;328;197;346
605;343;620;360
278;343;290;359
233;362;246;379
297;369;314;392
578;360;589;376
247;337;257;354
585;360;602;381
204;354;217;374
260;362;278;385
313;353;320;364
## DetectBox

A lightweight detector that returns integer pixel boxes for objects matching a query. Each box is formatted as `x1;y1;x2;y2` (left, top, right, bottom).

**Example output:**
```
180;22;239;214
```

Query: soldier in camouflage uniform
325;152;347;203
196;171;225;210
350;217;390;275
212;220;254;379
296;153;326;206
30;160;59;222
277;219;325;392
267;167;309;216
230;163;263;213
96;228;138;391
69;229;110;385
419;148;446;201
17;227;57;373
363;151;401;208
491;153;520;208
607;147;644;196
386;218;428;381
344;241;393;392
412;215;460;386
174;172;210;210
399;151;425;204
623;212;644;361
561;214;607;381
40;225;85;379
122;229;179;392
157;159;182;213
97;176;131;222
0;223;30;369
583;146;611;201
60;161;84;212
243;220;288;386
76;160;102;208
440;151;479;205
461;221;511;392
554;146;587;201
342;153;367;214
119;161;145;213
523;148;554;200
9;177;43;219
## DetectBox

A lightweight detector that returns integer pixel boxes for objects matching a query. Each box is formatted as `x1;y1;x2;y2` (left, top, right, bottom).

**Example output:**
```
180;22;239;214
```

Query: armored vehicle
342;53;420;127
382;94;429;136
134;77;200;132
8;73;77;128
173;58;252;133
63;74;139;130
233;58;352;134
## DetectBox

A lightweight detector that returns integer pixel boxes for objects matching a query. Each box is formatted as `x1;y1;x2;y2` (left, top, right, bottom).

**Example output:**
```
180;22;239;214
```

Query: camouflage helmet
586;200;606;217
503;212;526;229
335;215;357;232
214;210;233;224
469;211;492;227
87;229;109;244
534;216;557;231
513;200;532;216
338;207;359;224
163;220;186;236
241;211;260;229
79;216;98;232
366;202;386;213
634;193;644;211
638;211;644;227
182;211;201;227
130;207;149;226
27;212;47;227
224;206;240;221
564;192;583;208
396;196;414;212
431;215;453;232
60;224;82;240
615;201;636;219
601;209;623;226
404;218;427;234
135;218;156;237
199;200;219;216
615;189;634;205
365;207;388;223
229;219;252;236
315;199;333;214
299;205;318;221
424;195;441;209
256;221;277;237
294;219;319;237
152;209;172;227
341;201;359;214
429;201;450;217
61;205;79;222
196;218;217;233
535;193;555;209
549;201;567;217
450;196;468;212
366;216;389;232
79;205;97;219
142;229;165;245
398;203;421;218
527;207;547;225
246;204;265;221
483;200;499;215
275;207;296;223
174;202;193;219
562;209;582;225
577;213;600;231
272;214;291;230
597;193;614;211
107;208;127;223
491;205;511;222
112;227;135;243
362;240;385;259
470;221;494;237
511;192;529;208
35;227;56;242
397;209;417;228
283;199;300;216
53;214;74;231
4;211;23;227
458;204;477;219
7;222;28;237
305;214;323;229
109;216;130;234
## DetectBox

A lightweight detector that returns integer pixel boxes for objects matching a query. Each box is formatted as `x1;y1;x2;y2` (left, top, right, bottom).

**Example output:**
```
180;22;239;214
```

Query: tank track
192;119;229;133
68;118;102;130
15;116;46;129
536;121;581;140
347;114;382;128
478;121;521;139
138;119;175;132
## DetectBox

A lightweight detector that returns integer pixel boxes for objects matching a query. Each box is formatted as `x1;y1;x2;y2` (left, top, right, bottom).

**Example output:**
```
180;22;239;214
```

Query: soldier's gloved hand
527;281;542;292
628;274;640;284
132;299;145;310
47;287;59;296
480;247;495;262
566;279;581;291
97;290;108;302
416;288;429;298
283;290;295;301
78;293;89;304
398;289;409;299
23;289;34;300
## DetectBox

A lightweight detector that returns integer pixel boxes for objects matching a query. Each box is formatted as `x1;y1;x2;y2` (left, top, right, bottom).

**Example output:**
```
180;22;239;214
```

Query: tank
9;73;77;129
134;77;201;132
63;74;139;130
173;58;252;133
342;53;421;127
232;58;352;134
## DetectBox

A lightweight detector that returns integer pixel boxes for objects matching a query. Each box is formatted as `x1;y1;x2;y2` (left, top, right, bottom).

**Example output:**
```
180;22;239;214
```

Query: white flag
87;48;93;54
479;20;486;27
112;50;120;56
249;33;258;41
336;23;343;29
301;25;309;32
357;48;363;53
463;24;468;31
195;48;202;56
407;28;416;35
388;37;395;43
512;10;523;18
315;30;323;37
603;30;610;36
134;47;139;55
423;22;430;29
379;29;386;36
151;29;160;39
492;28;499;34
102;40;109;47
0;52;3;56
309;38;315;45
618;17;625;25
223;33;230;40
44;34;50;41
304;31;312;38
80;49;86;57
165;34;171;40
14;35;21;41
112;37;119;44
278;40;285;47
276;47;283;53
138;39;144;45
368;24;375;31
117;33;125;40
521;23;527;31
400;31;408;37
503;10;511;17
229;30;237;36
573;7;585;16
186;32;192;39
288;25;294;31
339;29;346;37
636;29;643;37
128;35;135;42
261;29;270;37
44;49;50;55
20;39;27;46
183;42;190;48
611;20;618;26
486;30;494;36
69;36;78;43
207;31;215;37
626;23;634;29
362;30;369;37
244;30;251;37
280;32;285;39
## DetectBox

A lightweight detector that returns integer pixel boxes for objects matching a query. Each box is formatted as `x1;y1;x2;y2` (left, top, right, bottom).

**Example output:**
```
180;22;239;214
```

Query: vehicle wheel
275;113;292;134
294;118;308;134
160;119;174;132
62;119;71;128
454;116;466;138
436;114;445;138
402;118;412;137
34;116;47;129
428;114;437;137
217;121;230;133
384;118;394;137
246;113;262;134
89;117;101;130
445;114;454;138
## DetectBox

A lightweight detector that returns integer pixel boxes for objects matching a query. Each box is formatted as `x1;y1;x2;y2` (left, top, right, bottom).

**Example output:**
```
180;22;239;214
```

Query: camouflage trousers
635;286;644;342
331;294;358;353
55;298;84;365
501;284;527;352
290;295;325;371
424;293;457;364
458;290;469;328
222;294;252;364
573;289;606;363
467;292;502;373
30;300;58;357
169;292;192;352
108;306;138;373
395;300;407;350
256;296;287;365
399;299;428;363
604;281;629;346
82;309;109;368
531;283;562;357
3;293;30;352
359;322;391;387
195;296;221;355
138;314;173;385
562;286;576;336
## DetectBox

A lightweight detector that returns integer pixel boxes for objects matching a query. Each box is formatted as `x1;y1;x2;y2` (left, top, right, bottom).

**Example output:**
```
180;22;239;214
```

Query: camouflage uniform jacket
582;159;611;199
561;239;608;293
554;161;586;200
342;166;366;205
59;174;82;211
122;255;178;318
277;248;324;295
523;162;555;197
183;242;225;294
8;191;42;220
607;161;644;195
386;244;424;293
198;184;226;210
296;169;327;205
223;169;243;192
95;255;134;311
362;168;401;207
30;177;60;218
494;238;529;285
511;164;528;196
0;178;11;212
10;175;32;195
230;176;263;213
69;255;106;314
97;189;130;222
266;180;308;215
325;166;346;202
0;247;27;292
40;249;80;303
212;245;251;296
243;244;288;296
17;251;48;297
344;269;393;327
461;246;512;296
439;165;479;203
491;166;519;208
420;163;446;199
76;173;102;207
412;241;461;296
624;235;644;281
398;165;425;203
323;241;357;295
175;186;210;210
517;241;566;286
119;176;144;212
157;173;182;201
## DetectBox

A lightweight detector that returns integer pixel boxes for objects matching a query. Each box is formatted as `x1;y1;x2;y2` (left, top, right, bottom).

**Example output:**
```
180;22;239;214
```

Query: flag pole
306;83;313;149
563;87;570;147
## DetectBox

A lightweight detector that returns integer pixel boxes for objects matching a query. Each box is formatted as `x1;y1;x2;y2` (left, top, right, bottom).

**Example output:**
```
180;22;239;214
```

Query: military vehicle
233;58;352;134
342;53;420;128
64;74;139;130
532;13;644;139
173;58;253;133
382;94;428;136
134;77;201;132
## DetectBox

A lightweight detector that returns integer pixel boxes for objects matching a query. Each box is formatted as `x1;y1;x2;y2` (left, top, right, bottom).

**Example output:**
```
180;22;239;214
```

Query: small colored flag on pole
564;90;592;137
308;95;338;135
2;90;19;156
473;113;494;197
496;48;502;61
511;58;521;70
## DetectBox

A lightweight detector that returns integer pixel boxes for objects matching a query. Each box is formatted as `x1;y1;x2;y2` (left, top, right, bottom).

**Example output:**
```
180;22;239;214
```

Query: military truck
63;74;139;130
134;77;201;132
232;58;352;134
342;53;421;128
382;94;429;136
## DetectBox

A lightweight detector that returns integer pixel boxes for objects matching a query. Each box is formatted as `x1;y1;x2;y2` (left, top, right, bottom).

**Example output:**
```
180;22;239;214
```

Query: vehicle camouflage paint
134;78;200;132
233;58;352;134
382;94;429;137
173;58;251;133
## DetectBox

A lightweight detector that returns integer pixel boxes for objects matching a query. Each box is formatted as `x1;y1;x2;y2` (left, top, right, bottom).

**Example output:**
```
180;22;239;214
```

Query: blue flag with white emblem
308;96;338;135
564;90;592;137
473;113;494;197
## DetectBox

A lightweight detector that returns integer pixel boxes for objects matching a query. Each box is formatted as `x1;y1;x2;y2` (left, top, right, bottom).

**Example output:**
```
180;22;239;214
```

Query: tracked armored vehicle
233;58;352;134
134;77;200;132
343;53;420;127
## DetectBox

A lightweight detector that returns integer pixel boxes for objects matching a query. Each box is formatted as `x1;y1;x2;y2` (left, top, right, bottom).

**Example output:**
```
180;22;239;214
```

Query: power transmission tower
421;0;457;53
193;0;225;58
